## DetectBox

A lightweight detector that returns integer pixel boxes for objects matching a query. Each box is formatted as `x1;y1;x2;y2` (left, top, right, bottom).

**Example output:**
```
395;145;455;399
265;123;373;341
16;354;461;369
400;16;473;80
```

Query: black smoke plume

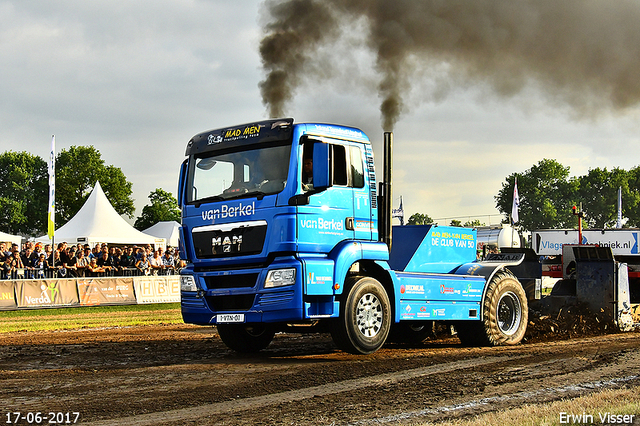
259;0;640;131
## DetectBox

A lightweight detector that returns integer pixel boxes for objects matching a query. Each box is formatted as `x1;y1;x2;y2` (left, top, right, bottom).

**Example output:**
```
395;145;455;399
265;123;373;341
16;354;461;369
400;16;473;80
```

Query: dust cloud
259;0;640;131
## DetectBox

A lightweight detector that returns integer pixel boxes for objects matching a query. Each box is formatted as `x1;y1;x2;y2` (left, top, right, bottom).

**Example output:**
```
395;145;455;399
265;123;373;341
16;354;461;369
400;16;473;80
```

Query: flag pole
616;186;623;228
511;177;520;248
48;135;55;254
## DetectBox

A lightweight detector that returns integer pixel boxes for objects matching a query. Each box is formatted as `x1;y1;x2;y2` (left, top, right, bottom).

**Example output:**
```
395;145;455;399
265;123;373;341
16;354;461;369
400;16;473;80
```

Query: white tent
38;182;162;247
143;221;180;248
0;230;21;246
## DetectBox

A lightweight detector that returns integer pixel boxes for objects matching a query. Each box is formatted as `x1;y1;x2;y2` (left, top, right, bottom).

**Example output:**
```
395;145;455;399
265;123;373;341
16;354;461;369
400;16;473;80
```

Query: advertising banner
133;276;180;304
0;281;17;310
78;278;136;306
534;229;640;256
15;279;79;308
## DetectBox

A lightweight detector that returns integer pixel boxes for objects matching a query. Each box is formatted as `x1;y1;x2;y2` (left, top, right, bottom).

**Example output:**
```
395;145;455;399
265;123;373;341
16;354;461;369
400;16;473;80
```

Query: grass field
0;303;183;333
419;386;640;426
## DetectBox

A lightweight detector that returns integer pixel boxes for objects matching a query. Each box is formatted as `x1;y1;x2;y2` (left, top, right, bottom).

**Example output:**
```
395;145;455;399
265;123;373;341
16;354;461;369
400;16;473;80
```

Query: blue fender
454;252;525;316
329;240;389;295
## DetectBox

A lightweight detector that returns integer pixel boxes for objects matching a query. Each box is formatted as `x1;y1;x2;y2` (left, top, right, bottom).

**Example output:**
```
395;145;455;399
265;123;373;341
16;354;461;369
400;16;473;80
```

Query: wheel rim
497;291;522;336
355;292;384;338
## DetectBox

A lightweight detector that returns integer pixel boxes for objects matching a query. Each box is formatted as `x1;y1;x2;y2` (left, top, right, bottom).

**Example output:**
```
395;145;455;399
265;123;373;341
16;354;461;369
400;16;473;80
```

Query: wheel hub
355;292;383;338
497;291;522;336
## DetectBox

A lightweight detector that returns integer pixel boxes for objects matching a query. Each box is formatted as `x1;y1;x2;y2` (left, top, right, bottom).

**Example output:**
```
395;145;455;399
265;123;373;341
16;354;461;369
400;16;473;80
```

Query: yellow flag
48;135;55;239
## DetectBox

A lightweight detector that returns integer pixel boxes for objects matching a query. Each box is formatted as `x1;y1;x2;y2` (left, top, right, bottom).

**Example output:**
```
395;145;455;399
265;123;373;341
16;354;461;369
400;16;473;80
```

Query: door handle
345;217;354;230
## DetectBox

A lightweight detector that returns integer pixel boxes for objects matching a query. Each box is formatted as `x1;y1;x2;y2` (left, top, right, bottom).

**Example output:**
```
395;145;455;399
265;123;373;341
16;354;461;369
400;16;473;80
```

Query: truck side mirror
177;159;188;206
313;141;331;190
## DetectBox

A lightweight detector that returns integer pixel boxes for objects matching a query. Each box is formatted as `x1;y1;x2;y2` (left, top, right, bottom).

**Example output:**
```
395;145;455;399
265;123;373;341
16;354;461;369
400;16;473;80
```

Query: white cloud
0;0;639;225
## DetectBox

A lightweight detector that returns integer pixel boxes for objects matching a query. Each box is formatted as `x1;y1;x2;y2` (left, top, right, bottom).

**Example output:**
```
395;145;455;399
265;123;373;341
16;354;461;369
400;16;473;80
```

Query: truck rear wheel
331;276;391;355
457;270;528;346
216;323;275;353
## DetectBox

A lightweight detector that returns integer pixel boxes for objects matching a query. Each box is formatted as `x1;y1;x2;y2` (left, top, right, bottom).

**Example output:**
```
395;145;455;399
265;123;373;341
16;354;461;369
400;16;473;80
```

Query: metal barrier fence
2;267;179;280
0;275;181;310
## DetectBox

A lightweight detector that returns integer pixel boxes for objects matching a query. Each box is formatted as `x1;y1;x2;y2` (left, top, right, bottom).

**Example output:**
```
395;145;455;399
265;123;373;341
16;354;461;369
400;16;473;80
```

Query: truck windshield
187;143;291;203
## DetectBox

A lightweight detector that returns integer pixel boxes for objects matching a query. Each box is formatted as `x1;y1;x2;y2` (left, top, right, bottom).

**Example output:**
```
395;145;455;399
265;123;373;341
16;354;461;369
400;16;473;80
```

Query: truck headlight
180;275;198;292
264;268;296;288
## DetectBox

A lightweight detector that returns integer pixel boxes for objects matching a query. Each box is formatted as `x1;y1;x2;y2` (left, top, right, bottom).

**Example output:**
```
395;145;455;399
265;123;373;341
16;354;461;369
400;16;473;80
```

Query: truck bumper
181;257;305;325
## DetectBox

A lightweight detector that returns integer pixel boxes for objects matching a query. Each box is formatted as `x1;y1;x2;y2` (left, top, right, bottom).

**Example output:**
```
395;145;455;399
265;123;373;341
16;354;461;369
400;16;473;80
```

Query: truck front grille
205;294;256;312
204;273;259;289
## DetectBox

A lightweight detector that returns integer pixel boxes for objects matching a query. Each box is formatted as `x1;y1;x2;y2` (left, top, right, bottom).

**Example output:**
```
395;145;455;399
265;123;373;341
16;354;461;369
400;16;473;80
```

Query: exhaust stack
379;132;393;249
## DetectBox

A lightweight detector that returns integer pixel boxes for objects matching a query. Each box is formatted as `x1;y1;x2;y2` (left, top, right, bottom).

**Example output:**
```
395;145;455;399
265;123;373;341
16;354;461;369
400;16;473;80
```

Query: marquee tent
38;182;161;247
0;231;21;246
142;221;180;248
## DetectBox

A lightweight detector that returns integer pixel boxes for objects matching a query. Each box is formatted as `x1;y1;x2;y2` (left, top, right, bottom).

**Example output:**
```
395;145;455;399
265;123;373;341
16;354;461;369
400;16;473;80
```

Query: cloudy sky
1;0;639;226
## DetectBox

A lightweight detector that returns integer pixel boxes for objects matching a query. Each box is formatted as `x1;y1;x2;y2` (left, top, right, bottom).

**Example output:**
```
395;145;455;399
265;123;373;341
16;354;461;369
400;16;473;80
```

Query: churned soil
1;323;639;425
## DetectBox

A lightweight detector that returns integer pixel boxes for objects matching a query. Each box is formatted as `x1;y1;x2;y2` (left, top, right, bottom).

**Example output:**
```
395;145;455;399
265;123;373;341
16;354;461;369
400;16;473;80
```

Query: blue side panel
390;225;477;274
398;300;481;321
394;271;485;321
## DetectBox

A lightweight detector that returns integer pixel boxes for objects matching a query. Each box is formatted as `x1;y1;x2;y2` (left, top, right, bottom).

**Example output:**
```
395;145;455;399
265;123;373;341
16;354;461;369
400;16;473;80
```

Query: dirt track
1;324;640;425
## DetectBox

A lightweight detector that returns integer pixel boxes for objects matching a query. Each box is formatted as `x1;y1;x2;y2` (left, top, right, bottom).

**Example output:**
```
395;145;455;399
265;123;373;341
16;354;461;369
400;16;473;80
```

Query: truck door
297;142;355;252
349;145;373;241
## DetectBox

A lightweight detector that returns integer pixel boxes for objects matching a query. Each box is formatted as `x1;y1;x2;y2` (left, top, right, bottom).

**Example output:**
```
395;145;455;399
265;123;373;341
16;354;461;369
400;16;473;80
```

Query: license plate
216;314;245;323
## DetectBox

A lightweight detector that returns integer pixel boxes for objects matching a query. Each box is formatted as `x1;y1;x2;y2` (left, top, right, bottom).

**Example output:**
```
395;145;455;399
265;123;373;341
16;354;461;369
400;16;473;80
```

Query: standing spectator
96;249;113;275
63;247;79;277
162;249;175;275
44;244;52;259
119;247;135;274
33;253;49;278
58;242;69;266
135;253;151;275
133;246;143;260
76;250;90;277
11;246;25;278
20;247;35;278
174;251;186;272
97;251;115;275
2;253;18;279
86;257;106;277
49;250;63;277
149;250;163;275
111;248;123;275
33;243;44;262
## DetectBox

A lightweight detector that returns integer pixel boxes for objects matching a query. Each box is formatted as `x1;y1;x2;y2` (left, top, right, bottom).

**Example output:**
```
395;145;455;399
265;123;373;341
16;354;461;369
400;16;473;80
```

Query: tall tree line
0;147;178;237
495;159;640;232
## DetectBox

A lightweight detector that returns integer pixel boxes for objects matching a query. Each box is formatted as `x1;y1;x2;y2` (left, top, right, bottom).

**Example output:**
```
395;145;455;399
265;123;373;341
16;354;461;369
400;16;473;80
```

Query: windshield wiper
225;190;267;201
192;195;225;207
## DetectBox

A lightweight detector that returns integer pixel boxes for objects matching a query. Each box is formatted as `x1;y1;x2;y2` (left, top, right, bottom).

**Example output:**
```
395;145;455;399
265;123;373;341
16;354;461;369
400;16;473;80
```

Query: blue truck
177;118;528;354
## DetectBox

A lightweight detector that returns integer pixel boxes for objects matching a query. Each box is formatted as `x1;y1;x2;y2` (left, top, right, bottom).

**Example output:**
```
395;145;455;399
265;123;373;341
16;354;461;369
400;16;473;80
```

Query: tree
495;159;579;232
134;189;181;230
0;151;48;236
407;212;433;225
576;167;637;228
621;166;640;228
463;219;485;227
55;146;135;226
450;219;462;227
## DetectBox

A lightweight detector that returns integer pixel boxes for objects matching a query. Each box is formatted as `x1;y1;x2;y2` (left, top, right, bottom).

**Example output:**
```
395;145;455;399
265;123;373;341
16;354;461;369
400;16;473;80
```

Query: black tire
331;276;391;355
216;323;275;353
457;270;528;346
388;321;435;345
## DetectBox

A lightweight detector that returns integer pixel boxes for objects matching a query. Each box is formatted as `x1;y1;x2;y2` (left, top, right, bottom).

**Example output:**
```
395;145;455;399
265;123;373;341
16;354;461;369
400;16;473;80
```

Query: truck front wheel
216;323;275;353
331;276;391;355
457;270;528;346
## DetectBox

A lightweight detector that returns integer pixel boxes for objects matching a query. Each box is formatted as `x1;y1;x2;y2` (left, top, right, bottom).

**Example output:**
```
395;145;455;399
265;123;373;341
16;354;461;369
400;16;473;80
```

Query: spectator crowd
0;241;185;280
